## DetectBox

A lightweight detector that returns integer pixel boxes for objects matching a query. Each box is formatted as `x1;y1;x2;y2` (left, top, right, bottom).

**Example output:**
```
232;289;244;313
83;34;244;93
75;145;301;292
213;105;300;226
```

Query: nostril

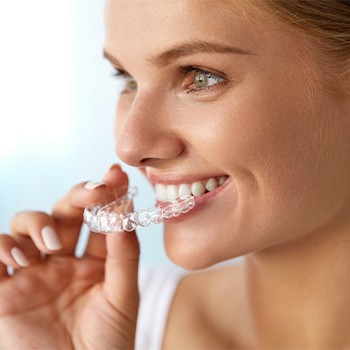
140;158;152;165
116;122;185;167
137;143;186;167
139;157;169;167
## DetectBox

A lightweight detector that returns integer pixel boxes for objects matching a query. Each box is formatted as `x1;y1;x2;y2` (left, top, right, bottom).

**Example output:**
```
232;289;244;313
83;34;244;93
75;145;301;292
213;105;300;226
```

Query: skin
0;166;142;349
107;0;350;269
106;1;350;347
0;0;349;349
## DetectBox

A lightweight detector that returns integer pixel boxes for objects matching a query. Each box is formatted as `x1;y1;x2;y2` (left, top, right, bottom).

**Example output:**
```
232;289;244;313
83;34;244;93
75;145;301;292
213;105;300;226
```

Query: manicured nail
11;247;30;267
41;226;62;250
84;181;105;190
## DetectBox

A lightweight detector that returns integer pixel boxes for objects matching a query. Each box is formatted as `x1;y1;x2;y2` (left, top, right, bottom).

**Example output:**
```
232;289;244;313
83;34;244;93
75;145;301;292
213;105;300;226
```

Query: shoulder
162;260;244;349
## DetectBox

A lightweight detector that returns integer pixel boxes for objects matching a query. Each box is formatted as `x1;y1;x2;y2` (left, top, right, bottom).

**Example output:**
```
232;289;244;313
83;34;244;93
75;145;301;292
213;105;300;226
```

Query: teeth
155;184;167;201
191;181;206;197
218;176;227;186
205;178;218;191
155;176;228;202
178;184;191;198
166;185;178;200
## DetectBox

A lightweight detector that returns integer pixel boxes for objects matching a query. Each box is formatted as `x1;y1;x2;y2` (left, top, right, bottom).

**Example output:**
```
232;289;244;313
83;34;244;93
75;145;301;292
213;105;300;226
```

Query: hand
0;165;140;349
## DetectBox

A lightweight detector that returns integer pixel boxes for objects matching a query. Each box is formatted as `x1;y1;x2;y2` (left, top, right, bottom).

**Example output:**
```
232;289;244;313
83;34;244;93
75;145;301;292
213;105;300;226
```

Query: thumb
103;201;140;313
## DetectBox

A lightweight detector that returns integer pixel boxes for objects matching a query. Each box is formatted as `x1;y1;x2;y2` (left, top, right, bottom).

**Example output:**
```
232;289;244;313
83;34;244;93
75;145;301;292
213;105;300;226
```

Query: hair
253;0;350;97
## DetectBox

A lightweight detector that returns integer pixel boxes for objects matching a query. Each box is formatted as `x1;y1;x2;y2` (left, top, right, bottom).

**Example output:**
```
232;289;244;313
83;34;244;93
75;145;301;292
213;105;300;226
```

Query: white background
0;0;171;266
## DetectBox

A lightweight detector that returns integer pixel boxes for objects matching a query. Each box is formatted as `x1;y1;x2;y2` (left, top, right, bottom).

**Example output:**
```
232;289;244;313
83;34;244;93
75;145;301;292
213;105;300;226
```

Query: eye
124;78;137;92
111;68;137;93
193;70;223;89
180;66;226;94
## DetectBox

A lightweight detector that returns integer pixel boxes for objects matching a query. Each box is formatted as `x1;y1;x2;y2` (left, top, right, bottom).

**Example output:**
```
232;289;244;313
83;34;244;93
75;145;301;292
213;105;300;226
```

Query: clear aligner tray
83;187;195;233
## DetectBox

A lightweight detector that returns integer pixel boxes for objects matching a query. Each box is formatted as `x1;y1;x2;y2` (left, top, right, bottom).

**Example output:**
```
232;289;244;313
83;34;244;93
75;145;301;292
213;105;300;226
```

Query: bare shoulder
162;261;245;349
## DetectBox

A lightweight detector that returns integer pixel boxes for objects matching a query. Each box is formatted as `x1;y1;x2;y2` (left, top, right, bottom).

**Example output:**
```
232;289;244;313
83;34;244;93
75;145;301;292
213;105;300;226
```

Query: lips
147;172;229;202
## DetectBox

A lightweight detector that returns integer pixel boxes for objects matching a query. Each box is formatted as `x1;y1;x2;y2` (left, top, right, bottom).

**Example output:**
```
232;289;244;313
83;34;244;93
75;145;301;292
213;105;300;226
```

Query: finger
84;232;107;261
0;262;8;279
0;234;30;268
50;180;118;255
104;231;140;314
53;182;114;223
14;235;42;263
30;164;128;259
103;200;140;315
102;164;129;196
54;164;127;222
84;164;129;260
10;212;63;254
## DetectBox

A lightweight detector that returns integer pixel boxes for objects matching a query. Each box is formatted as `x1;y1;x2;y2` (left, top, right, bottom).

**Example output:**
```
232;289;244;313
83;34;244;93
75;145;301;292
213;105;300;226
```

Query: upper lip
147;171;229;185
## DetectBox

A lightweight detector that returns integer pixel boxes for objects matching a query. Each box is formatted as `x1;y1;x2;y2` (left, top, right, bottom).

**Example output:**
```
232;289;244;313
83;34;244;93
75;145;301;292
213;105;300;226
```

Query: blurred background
0;0;172;266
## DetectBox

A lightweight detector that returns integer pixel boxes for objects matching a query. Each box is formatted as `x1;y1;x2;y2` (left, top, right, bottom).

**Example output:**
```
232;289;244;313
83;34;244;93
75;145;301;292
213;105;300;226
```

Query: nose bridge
115;90;184;167
117;90;155;137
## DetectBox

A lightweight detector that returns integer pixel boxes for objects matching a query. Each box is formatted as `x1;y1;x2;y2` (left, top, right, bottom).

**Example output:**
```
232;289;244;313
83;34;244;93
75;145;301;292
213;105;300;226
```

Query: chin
166;250;219;271
162;222;245;271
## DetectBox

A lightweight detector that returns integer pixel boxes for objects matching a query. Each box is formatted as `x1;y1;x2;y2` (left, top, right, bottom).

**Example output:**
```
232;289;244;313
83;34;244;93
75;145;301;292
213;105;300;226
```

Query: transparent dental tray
83;187;195;233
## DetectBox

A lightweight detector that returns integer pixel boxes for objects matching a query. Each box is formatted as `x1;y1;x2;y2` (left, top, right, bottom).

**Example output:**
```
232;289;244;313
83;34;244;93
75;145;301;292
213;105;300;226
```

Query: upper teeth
155;176;228;201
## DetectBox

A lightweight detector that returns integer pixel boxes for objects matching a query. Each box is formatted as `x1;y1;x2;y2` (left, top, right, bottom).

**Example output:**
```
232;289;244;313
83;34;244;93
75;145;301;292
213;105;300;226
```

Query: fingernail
11;247;30;267
84;181;105;190
41;226;62;251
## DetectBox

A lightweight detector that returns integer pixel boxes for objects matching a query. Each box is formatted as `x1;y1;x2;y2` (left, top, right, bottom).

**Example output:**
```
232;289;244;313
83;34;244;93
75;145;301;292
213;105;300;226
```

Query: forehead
104;0;262;64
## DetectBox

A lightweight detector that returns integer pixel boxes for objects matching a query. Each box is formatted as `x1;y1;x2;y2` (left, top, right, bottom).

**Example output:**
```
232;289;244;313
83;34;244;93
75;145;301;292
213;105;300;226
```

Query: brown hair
255;0;350;97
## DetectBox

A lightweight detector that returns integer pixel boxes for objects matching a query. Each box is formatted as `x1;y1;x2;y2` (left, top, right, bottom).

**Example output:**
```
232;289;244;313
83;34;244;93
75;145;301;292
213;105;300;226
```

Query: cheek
184;87;311;192
183;71;340;242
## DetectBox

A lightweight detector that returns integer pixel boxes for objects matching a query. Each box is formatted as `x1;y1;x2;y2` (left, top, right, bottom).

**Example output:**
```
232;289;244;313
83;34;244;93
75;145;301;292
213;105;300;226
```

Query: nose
115;92;185;167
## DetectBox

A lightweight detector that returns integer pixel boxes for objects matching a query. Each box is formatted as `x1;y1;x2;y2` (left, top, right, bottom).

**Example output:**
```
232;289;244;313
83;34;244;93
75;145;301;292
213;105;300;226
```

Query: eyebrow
103;40;252;69
149;40;252;67
103;50;125;69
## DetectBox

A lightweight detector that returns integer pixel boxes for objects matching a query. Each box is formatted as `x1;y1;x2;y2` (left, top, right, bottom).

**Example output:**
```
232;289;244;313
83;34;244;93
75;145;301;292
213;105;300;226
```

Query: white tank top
135;267;186;350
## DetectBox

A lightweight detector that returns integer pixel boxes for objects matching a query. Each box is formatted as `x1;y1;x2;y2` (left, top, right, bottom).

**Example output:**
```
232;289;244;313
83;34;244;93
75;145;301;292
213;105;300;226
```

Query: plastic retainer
83;187;195;233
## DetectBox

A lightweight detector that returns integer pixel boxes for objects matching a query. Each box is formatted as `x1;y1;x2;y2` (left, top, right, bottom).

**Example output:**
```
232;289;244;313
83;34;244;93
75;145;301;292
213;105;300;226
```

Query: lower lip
158;176;233;223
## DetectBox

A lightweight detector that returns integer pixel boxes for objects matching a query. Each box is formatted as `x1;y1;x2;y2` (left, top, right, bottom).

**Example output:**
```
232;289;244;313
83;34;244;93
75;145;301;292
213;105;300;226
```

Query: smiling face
104;0;350;269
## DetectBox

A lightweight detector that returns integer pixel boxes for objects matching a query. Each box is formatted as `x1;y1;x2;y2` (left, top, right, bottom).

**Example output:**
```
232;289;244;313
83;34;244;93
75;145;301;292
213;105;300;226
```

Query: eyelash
112;68;128;78
179;65;226;94
111;69;135;93
111;66;227;95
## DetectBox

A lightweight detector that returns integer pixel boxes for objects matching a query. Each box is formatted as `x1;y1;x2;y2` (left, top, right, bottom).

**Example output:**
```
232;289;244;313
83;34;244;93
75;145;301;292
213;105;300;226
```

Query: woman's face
104;0;350;269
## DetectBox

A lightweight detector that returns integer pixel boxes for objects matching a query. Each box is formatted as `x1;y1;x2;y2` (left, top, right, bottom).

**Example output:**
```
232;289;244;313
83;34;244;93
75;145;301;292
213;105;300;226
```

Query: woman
1;0;350;348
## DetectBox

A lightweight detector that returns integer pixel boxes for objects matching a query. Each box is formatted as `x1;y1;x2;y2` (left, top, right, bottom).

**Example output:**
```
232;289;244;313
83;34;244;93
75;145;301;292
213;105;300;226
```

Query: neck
244;214;350;349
